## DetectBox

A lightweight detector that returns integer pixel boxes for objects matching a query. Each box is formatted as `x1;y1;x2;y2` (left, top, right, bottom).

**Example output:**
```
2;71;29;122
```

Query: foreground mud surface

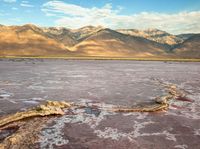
0;59;200;149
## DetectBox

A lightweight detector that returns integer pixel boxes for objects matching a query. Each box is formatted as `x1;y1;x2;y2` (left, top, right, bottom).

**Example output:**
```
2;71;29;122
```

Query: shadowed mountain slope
0;24;71;56
0;24;199;58
173;34;200;58
118;29;183;46
71;28;171;57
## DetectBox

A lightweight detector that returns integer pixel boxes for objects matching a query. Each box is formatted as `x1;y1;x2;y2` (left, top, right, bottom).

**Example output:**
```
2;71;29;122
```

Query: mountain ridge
0;24;199;58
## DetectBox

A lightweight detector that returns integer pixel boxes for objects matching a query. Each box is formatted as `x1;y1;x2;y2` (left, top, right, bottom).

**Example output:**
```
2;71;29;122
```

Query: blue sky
0;0;200;34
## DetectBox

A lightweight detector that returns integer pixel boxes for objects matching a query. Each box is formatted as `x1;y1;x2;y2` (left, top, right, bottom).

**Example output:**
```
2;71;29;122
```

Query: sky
0;0;200;34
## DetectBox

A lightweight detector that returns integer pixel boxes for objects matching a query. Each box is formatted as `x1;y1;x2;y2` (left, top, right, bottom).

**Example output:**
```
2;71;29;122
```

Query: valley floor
0;56;200;62
0;59;200;148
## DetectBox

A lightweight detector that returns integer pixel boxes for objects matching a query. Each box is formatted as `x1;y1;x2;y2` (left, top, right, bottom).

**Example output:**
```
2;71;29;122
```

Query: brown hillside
173;34;200;58
71;28;170;58
0;24;70;56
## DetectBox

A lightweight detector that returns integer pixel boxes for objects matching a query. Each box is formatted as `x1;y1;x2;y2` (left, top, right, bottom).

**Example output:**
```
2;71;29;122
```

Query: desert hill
117;28;183;46
173;34;200;58
0;24;70;56
71;28;170;57
0;24;199;58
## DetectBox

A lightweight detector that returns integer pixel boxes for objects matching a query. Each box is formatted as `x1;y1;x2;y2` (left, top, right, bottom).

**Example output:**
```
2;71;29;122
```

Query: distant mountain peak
0;24;199;58
78;25;104;30
22;23;40;29
23;23;38;27
71;25;104;33
144;28;162;32
117;28;183;45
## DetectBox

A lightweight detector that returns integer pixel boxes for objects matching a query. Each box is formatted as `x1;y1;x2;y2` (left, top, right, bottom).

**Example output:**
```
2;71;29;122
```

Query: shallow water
0;59;200;149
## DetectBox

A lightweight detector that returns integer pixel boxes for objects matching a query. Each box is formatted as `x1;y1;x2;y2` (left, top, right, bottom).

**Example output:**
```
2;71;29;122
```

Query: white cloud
20;1;34;7
12;7;18;10
20;3;33;7
3;0;16;3
42;1;200;34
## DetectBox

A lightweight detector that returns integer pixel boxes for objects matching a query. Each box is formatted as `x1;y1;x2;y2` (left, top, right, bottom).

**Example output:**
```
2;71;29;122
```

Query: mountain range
0;24;199;58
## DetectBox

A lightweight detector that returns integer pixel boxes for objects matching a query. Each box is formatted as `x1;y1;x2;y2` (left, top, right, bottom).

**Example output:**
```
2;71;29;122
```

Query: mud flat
0;59;200;149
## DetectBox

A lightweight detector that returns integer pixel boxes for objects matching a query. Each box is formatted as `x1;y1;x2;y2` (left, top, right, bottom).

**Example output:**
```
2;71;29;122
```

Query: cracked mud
0;59;200;149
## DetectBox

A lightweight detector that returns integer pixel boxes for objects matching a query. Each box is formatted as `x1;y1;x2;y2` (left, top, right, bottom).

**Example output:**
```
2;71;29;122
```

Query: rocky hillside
71;28;169;57
0;24;71;56
173;34;200;58
118;28;183;46
0;24;199;58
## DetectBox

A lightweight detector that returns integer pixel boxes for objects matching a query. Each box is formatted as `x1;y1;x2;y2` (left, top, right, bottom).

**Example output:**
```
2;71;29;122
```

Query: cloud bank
42;1;200;34
20;1;34;7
